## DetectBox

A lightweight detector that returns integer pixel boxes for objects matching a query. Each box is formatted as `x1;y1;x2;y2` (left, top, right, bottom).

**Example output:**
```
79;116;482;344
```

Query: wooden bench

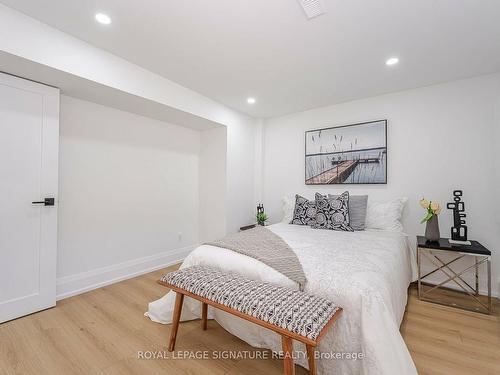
158;266;343;375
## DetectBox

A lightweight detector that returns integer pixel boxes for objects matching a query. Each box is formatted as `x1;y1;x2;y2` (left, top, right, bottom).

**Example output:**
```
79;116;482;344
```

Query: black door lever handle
32;198;55;206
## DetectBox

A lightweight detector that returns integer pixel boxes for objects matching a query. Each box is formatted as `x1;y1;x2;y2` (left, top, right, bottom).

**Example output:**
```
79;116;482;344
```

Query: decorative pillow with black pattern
313;191;354;231
290;194;317;226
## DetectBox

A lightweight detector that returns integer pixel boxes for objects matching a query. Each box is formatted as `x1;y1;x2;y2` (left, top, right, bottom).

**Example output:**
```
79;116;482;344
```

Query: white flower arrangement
420;198;441;224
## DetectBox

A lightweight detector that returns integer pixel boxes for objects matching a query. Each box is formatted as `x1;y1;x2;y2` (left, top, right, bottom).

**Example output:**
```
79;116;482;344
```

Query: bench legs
281;335;295;375
281;336;316;375
168;292;315;375
168;292;184;352
306;345;316;375
201;302;208;330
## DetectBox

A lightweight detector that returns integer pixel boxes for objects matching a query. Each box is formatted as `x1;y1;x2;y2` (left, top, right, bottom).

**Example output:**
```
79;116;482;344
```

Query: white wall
56;95;257;298
57;96;201;297
199;127;227;242
495;94;500;228
226;117;260;233
495;92;500;295
261;74;500;296
253;119;265;204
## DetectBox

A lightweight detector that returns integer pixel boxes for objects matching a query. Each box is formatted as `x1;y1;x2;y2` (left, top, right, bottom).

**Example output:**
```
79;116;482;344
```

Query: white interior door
0;72;59;323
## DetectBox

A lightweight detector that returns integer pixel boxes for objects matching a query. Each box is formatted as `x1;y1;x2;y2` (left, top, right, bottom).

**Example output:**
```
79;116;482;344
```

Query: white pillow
282;195;296;223
365;197;408;232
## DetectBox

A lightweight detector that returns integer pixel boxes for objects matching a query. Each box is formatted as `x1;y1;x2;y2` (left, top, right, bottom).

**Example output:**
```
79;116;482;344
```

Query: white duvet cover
146;223;418;375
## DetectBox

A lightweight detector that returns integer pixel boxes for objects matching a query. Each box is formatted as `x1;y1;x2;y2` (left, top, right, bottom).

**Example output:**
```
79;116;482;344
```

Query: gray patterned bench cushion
160;266;340;341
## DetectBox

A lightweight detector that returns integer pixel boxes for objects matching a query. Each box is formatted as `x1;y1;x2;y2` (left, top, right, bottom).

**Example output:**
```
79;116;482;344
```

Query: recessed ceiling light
95;13;112;25
385;57;399;66
247;97;256;104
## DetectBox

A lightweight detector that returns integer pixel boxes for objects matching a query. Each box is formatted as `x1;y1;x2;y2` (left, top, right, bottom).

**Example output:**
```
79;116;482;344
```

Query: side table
416;236;492;314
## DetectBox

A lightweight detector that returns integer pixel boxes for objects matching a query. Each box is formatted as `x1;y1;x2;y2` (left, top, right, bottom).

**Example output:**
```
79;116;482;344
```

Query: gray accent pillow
290;195;317;226
329;194;368;231
313;192;353;232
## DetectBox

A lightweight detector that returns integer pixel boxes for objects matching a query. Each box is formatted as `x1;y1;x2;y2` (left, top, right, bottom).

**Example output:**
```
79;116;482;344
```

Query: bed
146;222;418;374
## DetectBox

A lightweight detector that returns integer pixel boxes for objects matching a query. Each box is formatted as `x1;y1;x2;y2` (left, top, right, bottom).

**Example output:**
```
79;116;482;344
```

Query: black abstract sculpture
446;190;468;241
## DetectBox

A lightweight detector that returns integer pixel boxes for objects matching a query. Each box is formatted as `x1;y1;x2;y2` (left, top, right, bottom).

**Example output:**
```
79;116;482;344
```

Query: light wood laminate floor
1;264;499;375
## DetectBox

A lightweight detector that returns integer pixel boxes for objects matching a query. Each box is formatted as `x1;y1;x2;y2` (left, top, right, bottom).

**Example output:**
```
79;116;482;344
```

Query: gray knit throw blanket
206;226;307;290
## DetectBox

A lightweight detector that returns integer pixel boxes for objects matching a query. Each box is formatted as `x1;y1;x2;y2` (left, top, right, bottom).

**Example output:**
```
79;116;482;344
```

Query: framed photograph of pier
305;120;387;185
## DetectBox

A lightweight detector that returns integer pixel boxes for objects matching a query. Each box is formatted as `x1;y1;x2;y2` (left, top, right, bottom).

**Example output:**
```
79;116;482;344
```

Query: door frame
0;72;60;323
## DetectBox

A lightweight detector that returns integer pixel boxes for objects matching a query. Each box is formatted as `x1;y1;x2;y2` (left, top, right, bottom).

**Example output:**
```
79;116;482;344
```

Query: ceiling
2;0;500;118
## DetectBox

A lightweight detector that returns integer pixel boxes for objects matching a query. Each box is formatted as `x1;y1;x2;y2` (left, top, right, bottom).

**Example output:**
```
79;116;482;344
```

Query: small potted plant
256;211;268;226
420;198;442;241
256;203;268;226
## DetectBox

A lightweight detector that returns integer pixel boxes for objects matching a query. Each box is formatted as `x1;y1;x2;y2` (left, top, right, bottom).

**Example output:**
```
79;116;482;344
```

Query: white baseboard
56;245;196;300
